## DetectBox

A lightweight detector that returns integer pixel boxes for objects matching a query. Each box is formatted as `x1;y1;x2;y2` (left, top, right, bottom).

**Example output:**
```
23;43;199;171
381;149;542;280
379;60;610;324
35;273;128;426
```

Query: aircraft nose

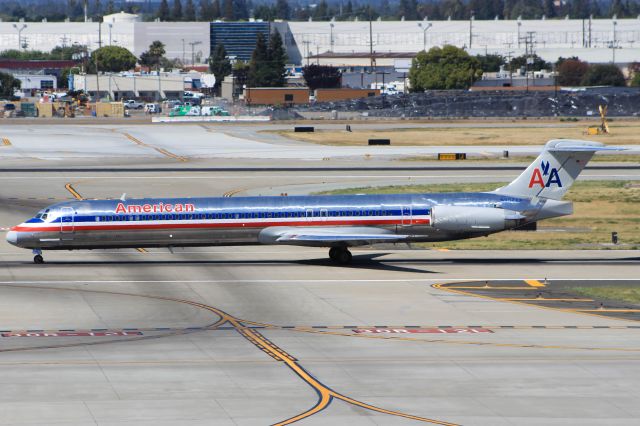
6;230;18;246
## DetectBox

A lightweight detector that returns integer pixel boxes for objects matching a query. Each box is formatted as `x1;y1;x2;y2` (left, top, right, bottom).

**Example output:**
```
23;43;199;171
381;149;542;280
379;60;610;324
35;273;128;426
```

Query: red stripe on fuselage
12;218;431;233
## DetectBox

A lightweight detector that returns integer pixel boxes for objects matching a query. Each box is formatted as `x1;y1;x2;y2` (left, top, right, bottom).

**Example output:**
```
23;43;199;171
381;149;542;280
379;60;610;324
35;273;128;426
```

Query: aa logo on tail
528;160;562;188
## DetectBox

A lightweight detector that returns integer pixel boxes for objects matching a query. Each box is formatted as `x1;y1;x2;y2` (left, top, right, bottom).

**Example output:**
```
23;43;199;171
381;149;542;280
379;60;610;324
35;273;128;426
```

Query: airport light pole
12;23;27;50
469;12;474;49
417;22;432;52
189;41;202;65
611;19;618;63
108;23;113;46
517;17;522;49
329;23;334;52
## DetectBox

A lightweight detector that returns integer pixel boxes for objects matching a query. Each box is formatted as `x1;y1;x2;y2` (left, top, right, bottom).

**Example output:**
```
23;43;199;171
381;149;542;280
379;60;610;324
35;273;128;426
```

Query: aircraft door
401;206;413;226
60;207;75;239
320;209;328;221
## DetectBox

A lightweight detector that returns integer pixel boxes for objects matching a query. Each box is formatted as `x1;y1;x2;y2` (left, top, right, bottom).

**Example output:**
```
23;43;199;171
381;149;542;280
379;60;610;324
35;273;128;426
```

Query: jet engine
431;205;523;232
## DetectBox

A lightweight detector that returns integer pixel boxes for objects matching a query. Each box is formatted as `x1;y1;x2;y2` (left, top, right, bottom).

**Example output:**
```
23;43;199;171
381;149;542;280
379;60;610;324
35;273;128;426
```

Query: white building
72;73;184;100
0;18;638;66
14;74;57;96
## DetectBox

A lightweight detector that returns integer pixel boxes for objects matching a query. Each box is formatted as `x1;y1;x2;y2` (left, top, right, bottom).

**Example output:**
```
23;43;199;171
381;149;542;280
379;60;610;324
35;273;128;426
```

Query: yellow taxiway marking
433;282;640;324
223;188;245;197
0;283;456;426
1;137;11;146
579;309;640;313
122;132;187;162
525;280;546;287
448;286;538;290
504;298;595;302
136;248;148;253
64;183;84;201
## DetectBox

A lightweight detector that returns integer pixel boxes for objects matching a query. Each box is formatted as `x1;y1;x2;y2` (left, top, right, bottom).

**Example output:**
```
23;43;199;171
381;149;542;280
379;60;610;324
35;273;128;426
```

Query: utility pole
95;22;101;102
469;11;474;50
189;41;202;65
329;23;334;52
181;39;186;65
611;20;618;63
520;31;536;93
369;13;374;71
303;40;311;66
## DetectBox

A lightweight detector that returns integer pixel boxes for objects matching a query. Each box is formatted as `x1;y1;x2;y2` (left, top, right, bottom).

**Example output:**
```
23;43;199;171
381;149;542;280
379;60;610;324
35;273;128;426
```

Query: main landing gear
329;247;352;265
32;249;44;264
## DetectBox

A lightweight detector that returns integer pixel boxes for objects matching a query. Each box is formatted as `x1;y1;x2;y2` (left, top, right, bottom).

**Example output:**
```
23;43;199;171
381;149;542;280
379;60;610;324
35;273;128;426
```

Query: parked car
201;106;230;116
144;103;161;114
123;99;144;109
3;103;16;111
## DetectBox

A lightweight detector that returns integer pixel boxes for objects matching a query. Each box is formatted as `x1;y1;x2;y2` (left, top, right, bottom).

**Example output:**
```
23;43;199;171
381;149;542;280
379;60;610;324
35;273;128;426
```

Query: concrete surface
0;122;638;425
1;123;639;170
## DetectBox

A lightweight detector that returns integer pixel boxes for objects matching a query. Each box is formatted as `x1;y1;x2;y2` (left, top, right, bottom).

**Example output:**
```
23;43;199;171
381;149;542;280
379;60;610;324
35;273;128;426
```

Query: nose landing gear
329;247;352;265
32;249;44;264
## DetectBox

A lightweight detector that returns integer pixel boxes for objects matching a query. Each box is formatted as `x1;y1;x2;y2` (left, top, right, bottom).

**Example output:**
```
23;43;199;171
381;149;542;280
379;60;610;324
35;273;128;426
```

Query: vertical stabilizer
494;140;622;200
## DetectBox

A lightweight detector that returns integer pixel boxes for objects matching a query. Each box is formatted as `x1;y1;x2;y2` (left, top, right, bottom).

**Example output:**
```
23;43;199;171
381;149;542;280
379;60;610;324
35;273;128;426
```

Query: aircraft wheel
335;248;352;265
328;247;339;261
33;255;44;264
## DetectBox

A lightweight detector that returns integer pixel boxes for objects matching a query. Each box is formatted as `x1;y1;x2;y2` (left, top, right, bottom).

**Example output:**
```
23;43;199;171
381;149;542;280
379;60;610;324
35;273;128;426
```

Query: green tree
556;58;589;86
248;31;287;87
172;0;183;21
276;0;290;20
223;0;233;19
630;73;640;87
0;71;21;98
475;54;504;72
248;33;269;87
409;45;481;91
302;65;341;91
542;0;556;17
211;0;221;18
199;0;211;20
184;0;196;20
158;0;170;21
208;43;231;95
581;64;626;87
89;46;137;73
51;44;87;60
139;41;166;71
266;30;287;87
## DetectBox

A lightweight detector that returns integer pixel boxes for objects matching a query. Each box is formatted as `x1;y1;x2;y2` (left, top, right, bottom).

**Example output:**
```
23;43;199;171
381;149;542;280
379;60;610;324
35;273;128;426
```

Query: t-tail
494;139;624;200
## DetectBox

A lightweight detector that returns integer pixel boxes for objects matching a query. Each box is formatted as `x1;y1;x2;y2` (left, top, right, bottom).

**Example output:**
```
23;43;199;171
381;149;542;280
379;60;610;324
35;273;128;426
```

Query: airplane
6;140;621;264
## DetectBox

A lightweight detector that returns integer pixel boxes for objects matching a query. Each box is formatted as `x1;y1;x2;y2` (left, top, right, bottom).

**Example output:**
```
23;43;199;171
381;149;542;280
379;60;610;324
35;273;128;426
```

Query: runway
0;122;639;425
1;123;639;169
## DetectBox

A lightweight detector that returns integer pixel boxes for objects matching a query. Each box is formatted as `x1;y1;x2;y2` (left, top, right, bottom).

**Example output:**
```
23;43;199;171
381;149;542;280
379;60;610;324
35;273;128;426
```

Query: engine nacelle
431;205;521;232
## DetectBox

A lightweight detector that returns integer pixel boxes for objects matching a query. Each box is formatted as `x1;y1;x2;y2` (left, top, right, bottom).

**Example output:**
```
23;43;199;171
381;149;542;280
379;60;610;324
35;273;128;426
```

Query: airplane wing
258;226;410;247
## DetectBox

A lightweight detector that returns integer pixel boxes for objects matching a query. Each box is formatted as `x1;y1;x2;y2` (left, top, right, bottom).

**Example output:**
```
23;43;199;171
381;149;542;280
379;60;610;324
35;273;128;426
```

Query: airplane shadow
2;254;637;274
2;252;439;274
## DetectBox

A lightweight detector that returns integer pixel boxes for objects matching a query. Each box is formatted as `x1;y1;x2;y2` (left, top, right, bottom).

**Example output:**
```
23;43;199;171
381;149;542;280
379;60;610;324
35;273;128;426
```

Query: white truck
123;99;144;109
